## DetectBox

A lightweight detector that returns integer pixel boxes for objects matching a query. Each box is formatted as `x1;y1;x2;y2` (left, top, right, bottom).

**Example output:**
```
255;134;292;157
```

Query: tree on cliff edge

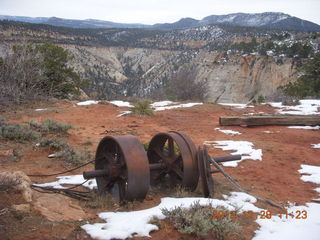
282;53;320;98
0;42;89;104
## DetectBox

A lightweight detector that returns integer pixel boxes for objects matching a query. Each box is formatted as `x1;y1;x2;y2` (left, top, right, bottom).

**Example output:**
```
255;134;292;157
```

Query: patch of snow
35;108;47;111
254;164;320;239
150;101;176;107
108;101;133;107
214;128;241;135
33;175;97;190
218;103;254;109
288;126;320;130
116;111;132;117
204;140;262;167
153;102;203;111
311;144;320;149
77;100;100;106
81;192;261;240
263;131;273;134
254;203;320;240
268;100;320;115
298;164;320;184
266;50;274;56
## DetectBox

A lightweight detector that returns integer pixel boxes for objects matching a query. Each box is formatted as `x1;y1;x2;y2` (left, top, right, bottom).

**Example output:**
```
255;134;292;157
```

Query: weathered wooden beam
219;115;320;126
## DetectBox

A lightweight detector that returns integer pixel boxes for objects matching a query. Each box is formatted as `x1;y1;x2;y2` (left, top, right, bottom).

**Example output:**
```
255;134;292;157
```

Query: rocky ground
0;100;319;240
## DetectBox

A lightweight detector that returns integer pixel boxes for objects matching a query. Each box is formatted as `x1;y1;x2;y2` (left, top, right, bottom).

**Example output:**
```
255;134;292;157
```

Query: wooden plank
219;115;320;126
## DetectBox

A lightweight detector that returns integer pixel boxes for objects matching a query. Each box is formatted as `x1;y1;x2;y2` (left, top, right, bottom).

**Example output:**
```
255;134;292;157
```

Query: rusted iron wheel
198;146;214;198
95;135;150;202
147;131;199;191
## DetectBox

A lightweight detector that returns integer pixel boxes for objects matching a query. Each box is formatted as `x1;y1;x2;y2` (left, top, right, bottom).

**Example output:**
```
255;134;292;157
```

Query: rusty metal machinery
83;132;241;202
147;131;199;191
197;147;241;198
83;135;150;203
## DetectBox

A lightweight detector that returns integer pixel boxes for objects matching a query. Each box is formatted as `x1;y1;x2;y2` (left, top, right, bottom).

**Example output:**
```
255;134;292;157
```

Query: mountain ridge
1;12;320;32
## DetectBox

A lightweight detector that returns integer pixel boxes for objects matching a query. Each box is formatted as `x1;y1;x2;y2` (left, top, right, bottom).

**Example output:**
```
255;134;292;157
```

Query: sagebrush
0;119;40;142
55;148;92;166
39;137;68;150
162;201;241;239
29;119;72;134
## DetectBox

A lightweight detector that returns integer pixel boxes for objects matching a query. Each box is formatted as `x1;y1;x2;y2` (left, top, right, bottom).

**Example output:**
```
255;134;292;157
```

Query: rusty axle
83;154;241;179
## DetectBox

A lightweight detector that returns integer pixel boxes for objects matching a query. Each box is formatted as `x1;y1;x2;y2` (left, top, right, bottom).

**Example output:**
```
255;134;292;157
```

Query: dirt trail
1;101;319;239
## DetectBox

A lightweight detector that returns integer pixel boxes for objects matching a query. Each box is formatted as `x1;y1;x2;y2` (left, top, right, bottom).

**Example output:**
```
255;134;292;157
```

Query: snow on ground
81;192;262;240
254;164;320;240
76;100;202;116
36;165;320;240
108;100;133;108
214;128;241;135
116;111;132;117
298;164;320;185
288;126;320;130
204;140;262;167
218;103;254;109
268;99;320;115
253;203;320;240
262;131;274;134
311;144;320;149
33;175;97;190
153;102;203;111
150;101;176;107
77;100;100;106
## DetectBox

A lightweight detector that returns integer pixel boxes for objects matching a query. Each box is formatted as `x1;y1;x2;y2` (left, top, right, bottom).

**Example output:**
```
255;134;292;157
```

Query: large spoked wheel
198;147;214;198
147;131;199;191
95;135;150;202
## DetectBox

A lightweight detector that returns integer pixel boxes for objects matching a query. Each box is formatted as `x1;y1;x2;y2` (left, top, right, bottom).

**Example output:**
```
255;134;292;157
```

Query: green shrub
29;119;72;134
162;201;241;239
39;137;68;150
55;148;92;166
257;95;265;104
131;100;154;116
143;142;149;151
0;123;40;142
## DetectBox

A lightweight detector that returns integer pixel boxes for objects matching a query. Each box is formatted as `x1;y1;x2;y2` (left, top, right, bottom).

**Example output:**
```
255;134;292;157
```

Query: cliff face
0;41;298;103
63;45;297;103
1;21;313;103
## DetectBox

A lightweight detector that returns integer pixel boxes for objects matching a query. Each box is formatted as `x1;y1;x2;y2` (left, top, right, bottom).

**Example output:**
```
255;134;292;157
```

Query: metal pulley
83;135;150;203
83;132;242;202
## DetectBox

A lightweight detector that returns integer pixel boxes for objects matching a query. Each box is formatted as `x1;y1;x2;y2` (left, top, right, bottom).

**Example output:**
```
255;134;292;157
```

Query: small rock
12;204;30;213
0;149;14;158
145;195;154;201
34;193;87;221
128;124;139;128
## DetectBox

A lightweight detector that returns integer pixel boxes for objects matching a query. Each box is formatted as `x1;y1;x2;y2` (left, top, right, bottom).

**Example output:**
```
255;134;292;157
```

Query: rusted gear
94;135;150;202
198;146;214;198
147;131;199;191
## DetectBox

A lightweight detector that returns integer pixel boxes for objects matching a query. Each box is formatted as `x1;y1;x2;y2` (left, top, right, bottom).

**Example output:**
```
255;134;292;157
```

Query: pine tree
282;53;320;98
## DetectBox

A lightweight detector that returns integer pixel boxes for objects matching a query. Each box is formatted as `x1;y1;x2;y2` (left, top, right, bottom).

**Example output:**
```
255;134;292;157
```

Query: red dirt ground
0;100;319;240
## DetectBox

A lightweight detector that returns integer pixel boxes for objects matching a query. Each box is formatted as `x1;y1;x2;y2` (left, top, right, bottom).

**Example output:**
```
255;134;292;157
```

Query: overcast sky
1;0;319;25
